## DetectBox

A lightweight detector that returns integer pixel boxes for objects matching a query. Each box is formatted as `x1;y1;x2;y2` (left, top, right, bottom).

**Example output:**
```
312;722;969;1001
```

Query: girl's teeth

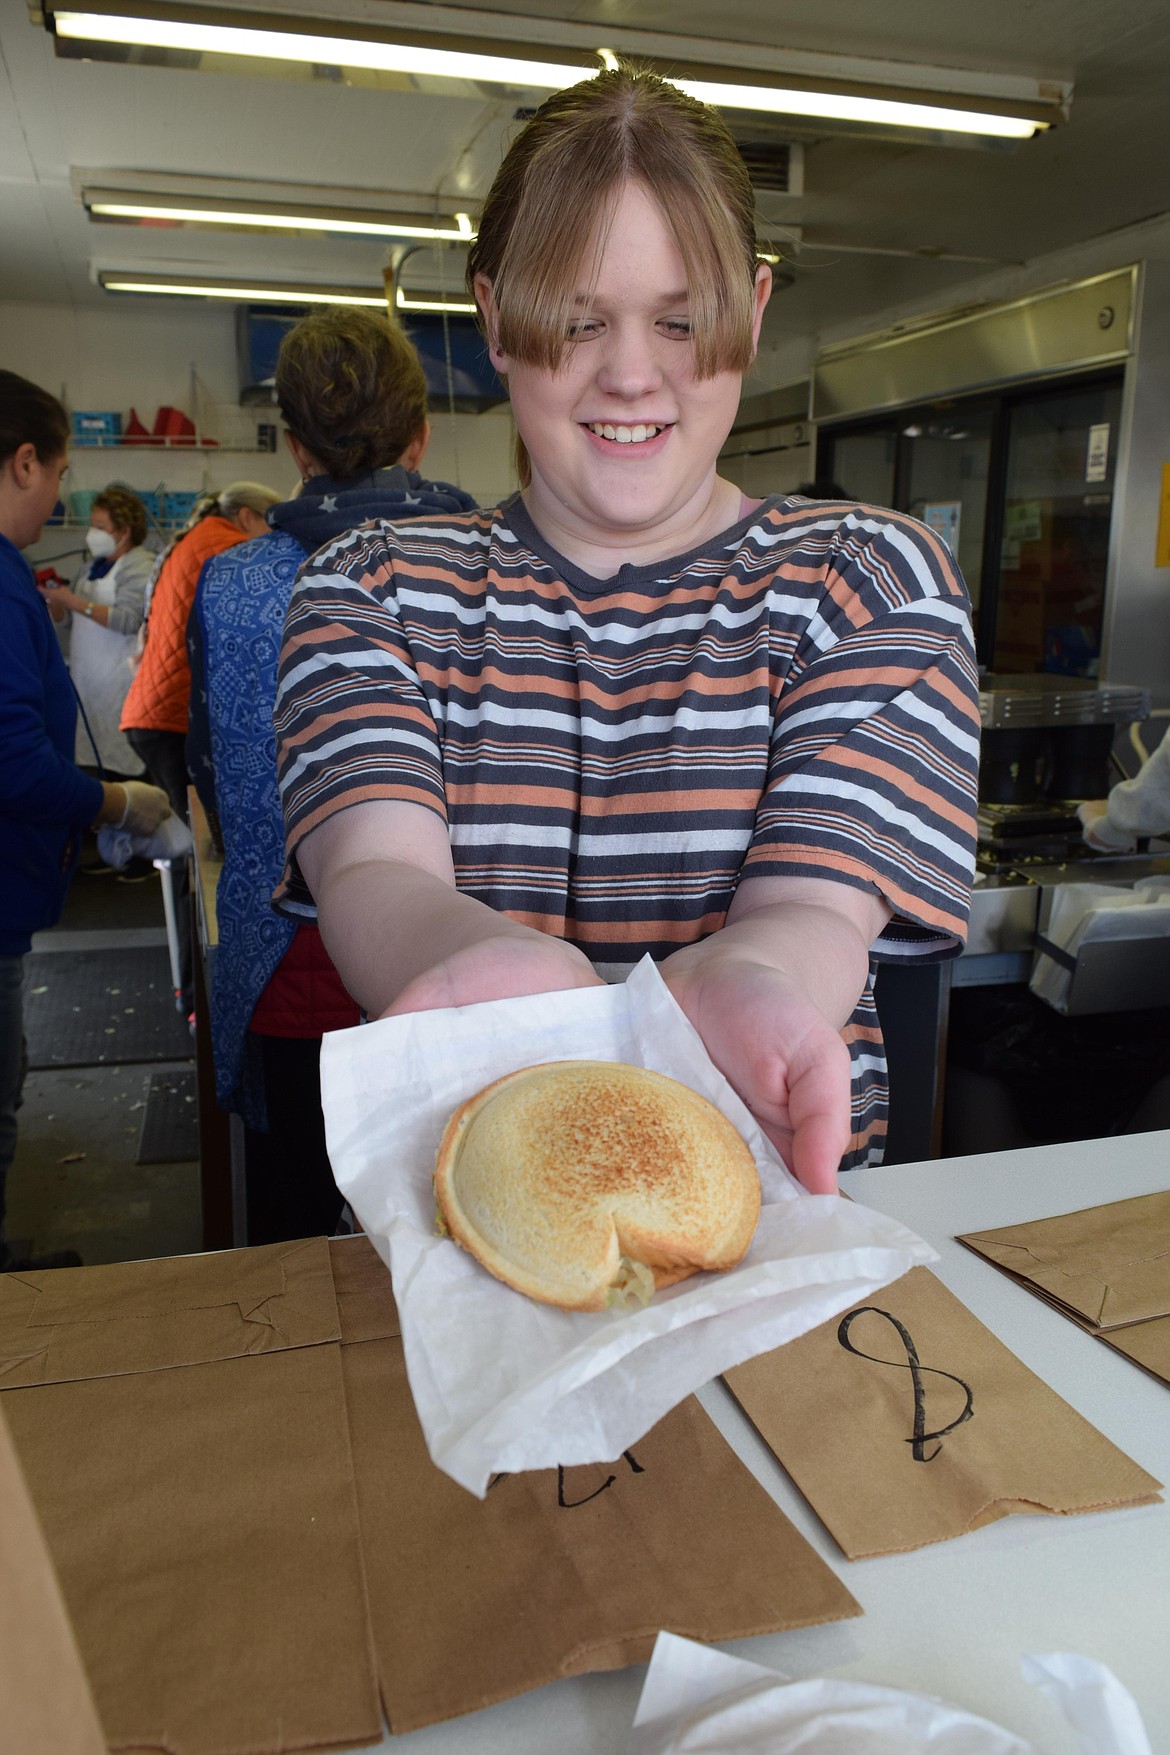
590;423;661;443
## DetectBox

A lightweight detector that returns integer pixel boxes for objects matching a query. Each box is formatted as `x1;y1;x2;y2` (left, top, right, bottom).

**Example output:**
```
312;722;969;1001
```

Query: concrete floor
8;854;202;1267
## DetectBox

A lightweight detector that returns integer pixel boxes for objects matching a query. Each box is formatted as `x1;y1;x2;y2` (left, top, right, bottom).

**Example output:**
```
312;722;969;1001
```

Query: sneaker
116;856;156;884
1;1248;84;1272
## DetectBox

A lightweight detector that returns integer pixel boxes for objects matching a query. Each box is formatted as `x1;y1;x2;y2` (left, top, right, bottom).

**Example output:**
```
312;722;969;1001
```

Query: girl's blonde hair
467;63;762;382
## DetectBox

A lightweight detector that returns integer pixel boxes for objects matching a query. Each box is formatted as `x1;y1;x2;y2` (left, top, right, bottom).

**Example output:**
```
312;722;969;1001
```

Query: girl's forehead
575;183;687;287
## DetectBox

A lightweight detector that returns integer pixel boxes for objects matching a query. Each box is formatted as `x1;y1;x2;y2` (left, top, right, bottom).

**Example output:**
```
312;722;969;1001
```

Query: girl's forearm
313;857;575;1018
663;894;880;1030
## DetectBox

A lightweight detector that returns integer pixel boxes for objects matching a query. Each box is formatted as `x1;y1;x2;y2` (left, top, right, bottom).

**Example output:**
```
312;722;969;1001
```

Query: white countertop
347;1130;1170;1753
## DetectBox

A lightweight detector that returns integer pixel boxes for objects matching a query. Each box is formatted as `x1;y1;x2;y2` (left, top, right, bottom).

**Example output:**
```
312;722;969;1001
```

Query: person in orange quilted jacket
121;482;280;1017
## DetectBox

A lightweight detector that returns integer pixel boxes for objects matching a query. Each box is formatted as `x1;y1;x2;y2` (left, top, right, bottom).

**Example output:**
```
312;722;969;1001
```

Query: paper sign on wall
923;500;961;554
1085;422;1110;483
1157;462;1170;569
1004;500;1042;543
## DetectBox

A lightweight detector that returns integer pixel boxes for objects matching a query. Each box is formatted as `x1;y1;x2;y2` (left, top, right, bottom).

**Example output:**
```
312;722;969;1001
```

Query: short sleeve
742;508;980;959
272;533;447;913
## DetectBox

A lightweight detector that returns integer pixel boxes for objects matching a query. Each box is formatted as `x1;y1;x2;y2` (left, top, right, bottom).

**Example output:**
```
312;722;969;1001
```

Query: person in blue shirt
187;307;476;1242
0;371;171;1271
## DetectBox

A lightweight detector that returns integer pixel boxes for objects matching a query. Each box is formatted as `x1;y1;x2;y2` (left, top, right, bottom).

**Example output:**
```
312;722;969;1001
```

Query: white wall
0;297;519;518
425;405;517;509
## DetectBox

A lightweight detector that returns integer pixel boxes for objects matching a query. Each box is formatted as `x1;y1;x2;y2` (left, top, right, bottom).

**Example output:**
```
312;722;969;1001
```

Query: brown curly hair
275;306;428;480
93;484;148;546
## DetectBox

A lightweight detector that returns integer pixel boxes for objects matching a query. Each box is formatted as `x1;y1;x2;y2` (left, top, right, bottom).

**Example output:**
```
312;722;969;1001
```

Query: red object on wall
152;405;199;446
121;407;152;445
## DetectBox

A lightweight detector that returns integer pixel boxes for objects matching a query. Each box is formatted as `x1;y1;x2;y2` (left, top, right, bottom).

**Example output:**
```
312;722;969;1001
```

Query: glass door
901;408;994;637
990;376;1123;676
817;368;1123;679
824;426;897;508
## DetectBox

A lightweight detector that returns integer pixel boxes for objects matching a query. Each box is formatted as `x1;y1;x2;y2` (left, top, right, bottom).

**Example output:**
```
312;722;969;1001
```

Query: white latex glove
97;815;193;868
1076;800;1136;853
117;780;173;837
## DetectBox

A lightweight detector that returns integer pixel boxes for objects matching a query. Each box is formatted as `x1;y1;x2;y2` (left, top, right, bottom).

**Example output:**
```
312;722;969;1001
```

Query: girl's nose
593;324;665;401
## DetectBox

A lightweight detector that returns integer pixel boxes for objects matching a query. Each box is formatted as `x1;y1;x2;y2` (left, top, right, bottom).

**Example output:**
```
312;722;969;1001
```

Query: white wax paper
631;1634;1153;1754
319;956;936;1496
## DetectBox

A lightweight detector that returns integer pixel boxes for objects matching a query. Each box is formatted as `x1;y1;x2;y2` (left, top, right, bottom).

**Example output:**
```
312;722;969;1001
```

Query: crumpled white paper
631;1633;1153;1754
1018;1654;1153;1755
319;956;937;1496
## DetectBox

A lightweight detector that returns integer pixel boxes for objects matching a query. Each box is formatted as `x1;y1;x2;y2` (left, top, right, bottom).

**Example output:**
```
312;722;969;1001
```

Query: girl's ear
749;262;773;358
474;274;508;372
10;441;39;488
400;420;430;471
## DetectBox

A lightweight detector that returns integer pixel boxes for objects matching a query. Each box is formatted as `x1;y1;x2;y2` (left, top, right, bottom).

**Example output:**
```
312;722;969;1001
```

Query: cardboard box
0;1236;859;1753
0;1403;106;1755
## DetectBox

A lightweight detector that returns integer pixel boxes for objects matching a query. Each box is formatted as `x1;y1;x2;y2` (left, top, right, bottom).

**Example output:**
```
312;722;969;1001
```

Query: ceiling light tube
395;287;478;315
98;271;387;306
674;79;1039;139
50;8;1051;138
83;187;476;241
53;10;599;88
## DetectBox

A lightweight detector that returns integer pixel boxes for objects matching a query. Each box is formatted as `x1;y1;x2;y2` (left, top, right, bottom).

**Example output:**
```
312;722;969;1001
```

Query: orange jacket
121;515;247;736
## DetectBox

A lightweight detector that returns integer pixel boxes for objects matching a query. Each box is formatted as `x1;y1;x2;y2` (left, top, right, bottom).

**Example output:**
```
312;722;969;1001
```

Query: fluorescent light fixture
676;80;1038;139
395;286;478;315
48;8;1057;139
54;10;599;89
98;271;387;306
84;186;475;241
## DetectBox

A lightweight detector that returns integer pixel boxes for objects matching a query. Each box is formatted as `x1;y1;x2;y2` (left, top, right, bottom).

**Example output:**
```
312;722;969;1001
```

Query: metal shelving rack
55;370;282;532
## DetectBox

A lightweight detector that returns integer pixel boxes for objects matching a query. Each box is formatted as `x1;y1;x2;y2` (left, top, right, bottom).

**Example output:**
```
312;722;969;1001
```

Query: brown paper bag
0;1402;106;1755
1099;1314;1170;1388
723;1267;1161;1559
329;1236;861;1734
958;1189;1170;1330
0;1239;383;1755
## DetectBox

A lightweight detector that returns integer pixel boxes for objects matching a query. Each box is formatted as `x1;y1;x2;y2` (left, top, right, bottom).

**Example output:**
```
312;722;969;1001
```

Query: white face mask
85;526;118;560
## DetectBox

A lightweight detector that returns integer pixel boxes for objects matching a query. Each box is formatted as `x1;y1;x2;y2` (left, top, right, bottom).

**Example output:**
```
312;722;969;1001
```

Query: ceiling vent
736;141;802;195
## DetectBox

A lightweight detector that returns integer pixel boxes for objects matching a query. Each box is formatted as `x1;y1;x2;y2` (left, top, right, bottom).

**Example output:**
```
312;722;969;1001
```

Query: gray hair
217;480;282;517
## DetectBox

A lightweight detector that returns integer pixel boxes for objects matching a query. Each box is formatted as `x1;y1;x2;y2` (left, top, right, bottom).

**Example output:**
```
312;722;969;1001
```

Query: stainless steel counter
960;846;1170;989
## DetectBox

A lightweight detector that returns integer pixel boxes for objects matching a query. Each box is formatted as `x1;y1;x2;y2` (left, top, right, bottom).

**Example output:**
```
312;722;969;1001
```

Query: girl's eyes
565;317;693;339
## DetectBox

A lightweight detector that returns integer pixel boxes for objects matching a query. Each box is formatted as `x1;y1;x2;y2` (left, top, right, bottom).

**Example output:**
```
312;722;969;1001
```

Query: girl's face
480;179;771;566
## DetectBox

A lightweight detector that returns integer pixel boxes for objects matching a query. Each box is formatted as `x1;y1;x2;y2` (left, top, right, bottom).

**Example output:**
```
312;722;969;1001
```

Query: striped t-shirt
274;492;980;1168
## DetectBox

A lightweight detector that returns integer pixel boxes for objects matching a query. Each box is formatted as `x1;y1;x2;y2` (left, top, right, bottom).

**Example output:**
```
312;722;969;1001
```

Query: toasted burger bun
434;1060;761;1312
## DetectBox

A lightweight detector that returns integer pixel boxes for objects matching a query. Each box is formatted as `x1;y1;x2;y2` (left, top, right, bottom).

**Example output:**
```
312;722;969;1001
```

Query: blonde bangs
469;66;762;381
492;170;757;379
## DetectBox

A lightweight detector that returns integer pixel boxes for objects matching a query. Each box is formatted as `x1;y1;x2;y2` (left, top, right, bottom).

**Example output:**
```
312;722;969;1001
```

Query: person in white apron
44;485;154;775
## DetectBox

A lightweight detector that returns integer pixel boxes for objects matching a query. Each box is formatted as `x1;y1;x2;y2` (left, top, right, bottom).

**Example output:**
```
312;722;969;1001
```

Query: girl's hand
665;953;851;1193
379;932;602;1018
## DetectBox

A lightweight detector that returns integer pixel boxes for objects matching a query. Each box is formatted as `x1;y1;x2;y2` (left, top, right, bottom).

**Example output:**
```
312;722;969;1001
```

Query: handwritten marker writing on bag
837;1307;975;1463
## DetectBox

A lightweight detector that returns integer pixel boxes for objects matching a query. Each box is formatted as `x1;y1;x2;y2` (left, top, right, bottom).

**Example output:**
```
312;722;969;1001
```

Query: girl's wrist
93;782;128;827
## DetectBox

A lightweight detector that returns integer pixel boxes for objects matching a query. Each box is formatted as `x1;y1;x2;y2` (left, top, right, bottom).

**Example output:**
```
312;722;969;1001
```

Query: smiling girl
273;66;980;1191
